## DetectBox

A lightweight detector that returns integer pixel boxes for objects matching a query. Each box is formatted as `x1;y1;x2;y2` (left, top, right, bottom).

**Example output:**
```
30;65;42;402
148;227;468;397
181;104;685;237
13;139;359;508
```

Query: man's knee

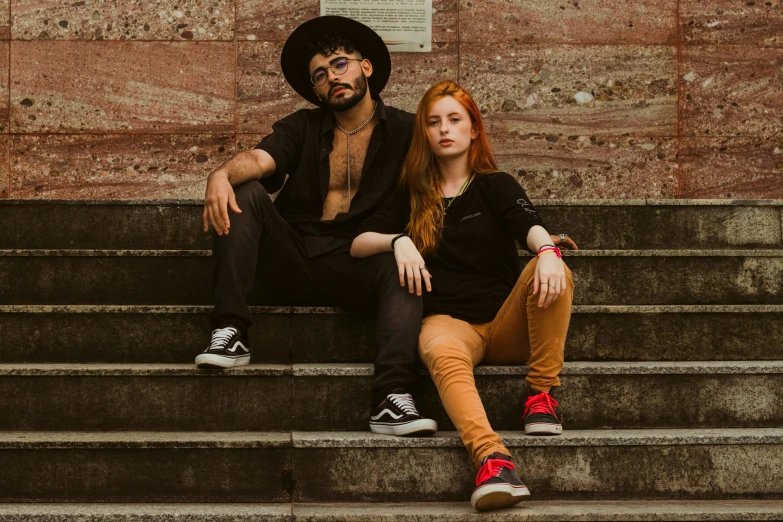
234;180;273;211
365;252;397;276
365;252;409;291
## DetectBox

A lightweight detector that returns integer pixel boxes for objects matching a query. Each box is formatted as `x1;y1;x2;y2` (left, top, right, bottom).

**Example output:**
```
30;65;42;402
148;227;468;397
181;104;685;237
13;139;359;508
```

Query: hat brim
281;16;391;107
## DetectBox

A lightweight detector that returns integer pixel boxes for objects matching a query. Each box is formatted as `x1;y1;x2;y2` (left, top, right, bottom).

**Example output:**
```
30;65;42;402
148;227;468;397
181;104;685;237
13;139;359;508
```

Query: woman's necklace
441;173;475;214
335;101;377;210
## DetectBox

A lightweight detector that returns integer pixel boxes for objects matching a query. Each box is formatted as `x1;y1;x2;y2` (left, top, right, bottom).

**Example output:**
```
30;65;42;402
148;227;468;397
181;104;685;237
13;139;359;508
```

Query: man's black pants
209;181;423;406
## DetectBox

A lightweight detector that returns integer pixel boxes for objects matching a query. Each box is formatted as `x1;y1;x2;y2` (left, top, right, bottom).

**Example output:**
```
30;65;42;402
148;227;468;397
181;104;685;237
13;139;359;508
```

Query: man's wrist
210;169;230;184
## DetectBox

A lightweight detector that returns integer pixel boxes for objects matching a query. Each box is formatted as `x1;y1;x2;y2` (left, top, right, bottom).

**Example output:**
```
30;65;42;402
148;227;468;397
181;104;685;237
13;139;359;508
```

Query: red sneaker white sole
525;422;563;435
471;483;530;511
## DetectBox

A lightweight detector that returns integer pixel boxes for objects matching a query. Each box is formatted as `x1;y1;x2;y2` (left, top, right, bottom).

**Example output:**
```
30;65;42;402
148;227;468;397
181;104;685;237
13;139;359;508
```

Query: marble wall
1;0;781;200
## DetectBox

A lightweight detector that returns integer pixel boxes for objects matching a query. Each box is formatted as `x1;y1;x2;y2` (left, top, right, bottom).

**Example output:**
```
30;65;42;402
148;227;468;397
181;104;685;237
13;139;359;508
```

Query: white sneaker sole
369;418;438;437
525;422;563;435
471;483;530;511
195;353;250;369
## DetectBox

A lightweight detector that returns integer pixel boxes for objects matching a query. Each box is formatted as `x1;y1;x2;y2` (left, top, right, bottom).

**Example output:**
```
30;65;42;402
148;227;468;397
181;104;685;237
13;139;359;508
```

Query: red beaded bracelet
537;247;562;258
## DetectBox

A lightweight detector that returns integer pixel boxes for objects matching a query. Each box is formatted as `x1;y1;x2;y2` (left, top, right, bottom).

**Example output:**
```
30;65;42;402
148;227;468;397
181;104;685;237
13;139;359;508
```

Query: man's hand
393;236;432;296
203;170;242;236
552;234;579;250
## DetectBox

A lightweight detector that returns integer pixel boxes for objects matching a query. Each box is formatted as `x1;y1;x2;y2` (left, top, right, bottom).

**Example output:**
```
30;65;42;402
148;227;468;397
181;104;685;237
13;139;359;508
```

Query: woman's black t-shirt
357;172;546;324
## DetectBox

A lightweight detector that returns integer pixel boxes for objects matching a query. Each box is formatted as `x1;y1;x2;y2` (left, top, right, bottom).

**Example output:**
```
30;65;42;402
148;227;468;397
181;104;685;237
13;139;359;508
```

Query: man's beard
322;72;369;112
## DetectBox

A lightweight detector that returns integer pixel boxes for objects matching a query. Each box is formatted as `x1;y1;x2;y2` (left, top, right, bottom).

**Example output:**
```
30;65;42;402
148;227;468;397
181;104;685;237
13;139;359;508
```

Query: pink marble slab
680;45;783;138
11;41;235;133
0;0;8;40
679;136;783;198
376;42;458;114
11;0;234;41
681;0;783;45
0;41;8;132
461;0;677;44
238;41;457;133
491;133;677;199
10;133;235;199
237;133;266;153
237;0;458;43
237;41;315;134
460;43;677;136
0;135;8;198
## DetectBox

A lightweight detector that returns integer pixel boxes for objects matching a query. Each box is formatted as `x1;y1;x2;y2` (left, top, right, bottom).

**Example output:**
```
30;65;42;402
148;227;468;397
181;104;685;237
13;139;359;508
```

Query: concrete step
0;429;781;501
3;500;783;521
2;199;781;250
0;431;290;502
1;362;781;431
2;249;782;305
2;304;782;364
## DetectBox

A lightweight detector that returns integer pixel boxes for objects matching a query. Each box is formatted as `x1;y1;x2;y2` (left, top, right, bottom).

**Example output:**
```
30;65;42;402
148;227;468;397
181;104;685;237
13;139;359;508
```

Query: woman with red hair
351;80;576;511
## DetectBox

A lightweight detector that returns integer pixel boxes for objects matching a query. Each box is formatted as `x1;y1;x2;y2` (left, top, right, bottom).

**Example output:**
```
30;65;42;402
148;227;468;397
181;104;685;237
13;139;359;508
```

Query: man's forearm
211;150;272;187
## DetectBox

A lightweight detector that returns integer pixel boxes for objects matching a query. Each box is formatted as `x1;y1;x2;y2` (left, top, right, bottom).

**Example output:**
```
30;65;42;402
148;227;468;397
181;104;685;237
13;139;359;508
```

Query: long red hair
401;80;497;256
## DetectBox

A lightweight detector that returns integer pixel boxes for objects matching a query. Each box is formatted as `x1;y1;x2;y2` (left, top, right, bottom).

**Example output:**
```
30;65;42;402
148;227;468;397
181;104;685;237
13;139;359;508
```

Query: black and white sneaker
471;452;530;511
369;388;437;436
195;326;251;369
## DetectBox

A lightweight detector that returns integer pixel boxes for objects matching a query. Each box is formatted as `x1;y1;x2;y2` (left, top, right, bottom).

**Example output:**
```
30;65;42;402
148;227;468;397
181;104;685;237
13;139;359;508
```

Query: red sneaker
470;452;530;511
523;387;562;435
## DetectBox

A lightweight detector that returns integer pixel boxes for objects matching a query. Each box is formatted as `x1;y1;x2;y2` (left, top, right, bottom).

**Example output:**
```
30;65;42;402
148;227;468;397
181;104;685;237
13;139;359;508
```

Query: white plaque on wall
320;0;433;52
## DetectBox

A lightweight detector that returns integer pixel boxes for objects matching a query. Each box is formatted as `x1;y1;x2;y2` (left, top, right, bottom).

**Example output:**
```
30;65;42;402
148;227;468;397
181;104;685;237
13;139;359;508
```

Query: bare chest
328;128;373;190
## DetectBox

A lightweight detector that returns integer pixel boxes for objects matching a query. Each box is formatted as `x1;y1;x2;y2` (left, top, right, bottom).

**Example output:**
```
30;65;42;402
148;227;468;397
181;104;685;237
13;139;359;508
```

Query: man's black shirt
358;172;547;324
253;93;414;262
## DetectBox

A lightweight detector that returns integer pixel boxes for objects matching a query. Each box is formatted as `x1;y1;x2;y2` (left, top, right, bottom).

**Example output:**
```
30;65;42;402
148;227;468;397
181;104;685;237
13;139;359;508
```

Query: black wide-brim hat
281;16;391;107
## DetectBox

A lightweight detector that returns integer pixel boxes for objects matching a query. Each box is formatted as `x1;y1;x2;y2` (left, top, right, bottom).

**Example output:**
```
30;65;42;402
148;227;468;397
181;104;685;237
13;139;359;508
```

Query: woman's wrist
390;233;408;251
537;246;562;259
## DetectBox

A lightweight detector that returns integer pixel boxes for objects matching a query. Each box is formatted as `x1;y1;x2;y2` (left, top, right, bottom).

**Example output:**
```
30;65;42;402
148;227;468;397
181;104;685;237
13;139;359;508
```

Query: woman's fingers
412;263;423;295
550;279;562;307
398;262;406;287
423;268;432;292
538;278;549;307
202;206;209;232
407;264;415;293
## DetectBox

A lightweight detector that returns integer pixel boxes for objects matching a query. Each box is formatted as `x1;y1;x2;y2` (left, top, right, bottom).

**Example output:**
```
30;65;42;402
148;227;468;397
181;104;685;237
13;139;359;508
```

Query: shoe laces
476;456;514;486
210;326;237;351
524;391;559;418
387;392;420;416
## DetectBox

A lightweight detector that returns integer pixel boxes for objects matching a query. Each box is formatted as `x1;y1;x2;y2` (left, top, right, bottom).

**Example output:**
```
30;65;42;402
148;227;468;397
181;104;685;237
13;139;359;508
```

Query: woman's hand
393;236;432;296
552;234;579;251
533;251;567;308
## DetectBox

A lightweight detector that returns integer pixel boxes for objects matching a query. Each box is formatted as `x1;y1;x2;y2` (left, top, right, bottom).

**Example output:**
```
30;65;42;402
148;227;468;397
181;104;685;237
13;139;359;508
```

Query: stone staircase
1;198;782;520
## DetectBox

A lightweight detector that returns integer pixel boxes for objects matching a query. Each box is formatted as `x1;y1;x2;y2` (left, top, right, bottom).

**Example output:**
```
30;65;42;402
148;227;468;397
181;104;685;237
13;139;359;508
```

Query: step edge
3;249;783;257
2;500;783;520
1;361;782;376
1;428;782;449
3;304;783;314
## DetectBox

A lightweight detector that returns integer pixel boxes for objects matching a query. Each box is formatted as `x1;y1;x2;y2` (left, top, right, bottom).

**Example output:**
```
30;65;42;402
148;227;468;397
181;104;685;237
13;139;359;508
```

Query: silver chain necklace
335;101;377;208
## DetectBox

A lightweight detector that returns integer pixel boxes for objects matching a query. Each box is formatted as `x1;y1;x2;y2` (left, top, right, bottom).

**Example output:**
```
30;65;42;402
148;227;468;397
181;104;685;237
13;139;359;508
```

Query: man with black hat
197;16;437;437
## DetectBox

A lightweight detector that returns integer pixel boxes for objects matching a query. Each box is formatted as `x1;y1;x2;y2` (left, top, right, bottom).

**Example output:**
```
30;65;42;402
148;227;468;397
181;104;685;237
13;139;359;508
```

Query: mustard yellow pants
418;257;574;467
